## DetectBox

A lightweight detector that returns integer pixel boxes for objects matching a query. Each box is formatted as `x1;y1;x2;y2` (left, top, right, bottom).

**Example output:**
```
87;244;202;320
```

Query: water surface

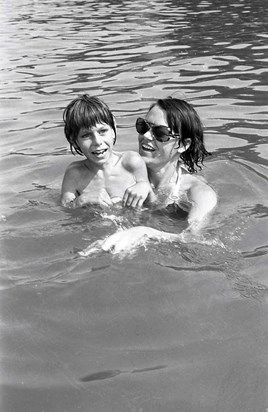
1;0;268;411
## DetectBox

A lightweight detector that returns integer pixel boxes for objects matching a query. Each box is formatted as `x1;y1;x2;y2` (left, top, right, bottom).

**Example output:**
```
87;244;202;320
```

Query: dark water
1;0;268;411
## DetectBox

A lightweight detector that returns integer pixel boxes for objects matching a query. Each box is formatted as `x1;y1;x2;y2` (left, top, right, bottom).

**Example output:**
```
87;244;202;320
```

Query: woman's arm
186;181;217;234
78;188;217;257
78;177;217;257
78;226;180;257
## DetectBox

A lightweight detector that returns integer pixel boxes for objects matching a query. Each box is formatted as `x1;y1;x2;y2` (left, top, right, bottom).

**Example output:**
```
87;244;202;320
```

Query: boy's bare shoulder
120;151;145;170
65;160;86;175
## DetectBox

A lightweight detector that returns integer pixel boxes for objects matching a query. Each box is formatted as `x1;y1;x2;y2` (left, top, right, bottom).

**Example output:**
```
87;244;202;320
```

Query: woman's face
138;104;179;171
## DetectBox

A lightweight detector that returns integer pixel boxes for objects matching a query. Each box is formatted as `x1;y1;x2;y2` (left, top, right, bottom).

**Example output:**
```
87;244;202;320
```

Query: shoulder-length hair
152;98;211;173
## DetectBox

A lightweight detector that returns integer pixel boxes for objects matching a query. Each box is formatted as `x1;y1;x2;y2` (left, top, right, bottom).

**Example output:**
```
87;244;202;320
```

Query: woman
79;97;217;256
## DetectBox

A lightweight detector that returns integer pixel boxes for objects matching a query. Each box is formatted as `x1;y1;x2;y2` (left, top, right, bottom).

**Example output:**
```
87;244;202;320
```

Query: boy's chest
78;164;136;197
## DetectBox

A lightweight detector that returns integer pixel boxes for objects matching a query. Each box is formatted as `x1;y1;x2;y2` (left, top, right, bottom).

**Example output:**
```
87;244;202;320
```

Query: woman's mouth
141;144;155;152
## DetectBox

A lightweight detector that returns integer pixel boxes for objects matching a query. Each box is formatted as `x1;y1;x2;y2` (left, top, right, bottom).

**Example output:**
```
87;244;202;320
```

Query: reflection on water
1;0;268;411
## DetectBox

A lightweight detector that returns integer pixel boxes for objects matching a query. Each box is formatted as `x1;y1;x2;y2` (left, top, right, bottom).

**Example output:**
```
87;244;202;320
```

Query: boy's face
75;123;115;166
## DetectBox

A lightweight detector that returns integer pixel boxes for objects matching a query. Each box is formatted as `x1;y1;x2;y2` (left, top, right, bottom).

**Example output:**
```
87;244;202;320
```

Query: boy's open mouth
92;148;108;155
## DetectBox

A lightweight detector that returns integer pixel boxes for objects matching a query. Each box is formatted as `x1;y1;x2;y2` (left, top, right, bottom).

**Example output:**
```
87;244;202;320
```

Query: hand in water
78;226;176;257
77;226;224;258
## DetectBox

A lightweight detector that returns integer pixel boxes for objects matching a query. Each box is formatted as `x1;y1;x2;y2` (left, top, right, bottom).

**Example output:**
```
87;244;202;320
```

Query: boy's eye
98;127;108;135
79;126;109;139
81;133;91;139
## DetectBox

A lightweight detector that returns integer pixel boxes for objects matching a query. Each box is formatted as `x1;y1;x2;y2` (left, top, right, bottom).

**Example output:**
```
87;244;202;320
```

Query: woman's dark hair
63;94;117;155
151;98;211;173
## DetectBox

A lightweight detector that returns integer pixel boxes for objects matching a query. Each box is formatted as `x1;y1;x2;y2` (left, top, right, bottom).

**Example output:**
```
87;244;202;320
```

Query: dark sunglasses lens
153;126;171;142
136;118;149;134
136;118;173;142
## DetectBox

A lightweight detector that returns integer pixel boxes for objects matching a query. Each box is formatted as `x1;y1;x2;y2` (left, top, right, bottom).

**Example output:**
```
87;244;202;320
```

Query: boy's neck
84;152;119;173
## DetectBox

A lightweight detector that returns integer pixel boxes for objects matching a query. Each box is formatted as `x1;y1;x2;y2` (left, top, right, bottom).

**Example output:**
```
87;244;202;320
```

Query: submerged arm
79;178;218;257
79;225;180;257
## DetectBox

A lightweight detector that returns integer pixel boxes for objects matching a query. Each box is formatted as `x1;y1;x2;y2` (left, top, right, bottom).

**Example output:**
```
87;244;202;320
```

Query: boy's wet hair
63;94;117;155
151;98;211;173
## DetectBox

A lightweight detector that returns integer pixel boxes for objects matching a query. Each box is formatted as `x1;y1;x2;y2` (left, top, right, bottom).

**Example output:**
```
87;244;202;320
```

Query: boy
61;94;153;209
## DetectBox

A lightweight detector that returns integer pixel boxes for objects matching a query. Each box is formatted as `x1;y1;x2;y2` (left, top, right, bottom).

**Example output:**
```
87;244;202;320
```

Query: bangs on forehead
63;94;117;155
73;101;112;131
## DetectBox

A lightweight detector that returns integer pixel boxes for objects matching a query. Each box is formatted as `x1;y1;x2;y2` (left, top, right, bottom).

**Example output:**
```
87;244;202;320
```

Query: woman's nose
142;130;154;140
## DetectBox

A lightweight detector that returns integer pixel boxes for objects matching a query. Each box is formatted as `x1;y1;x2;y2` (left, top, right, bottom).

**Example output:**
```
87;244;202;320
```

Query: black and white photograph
1;0;267;411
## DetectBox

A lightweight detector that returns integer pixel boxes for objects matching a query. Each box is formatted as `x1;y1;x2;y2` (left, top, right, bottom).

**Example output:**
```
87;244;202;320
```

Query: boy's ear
113;115;117;129
70;136;81;151
113;116;117;145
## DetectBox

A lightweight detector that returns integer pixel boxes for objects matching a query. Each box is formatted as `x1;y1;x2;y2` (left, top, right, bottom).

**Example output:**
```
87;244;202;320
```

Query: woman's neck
148;161;179;189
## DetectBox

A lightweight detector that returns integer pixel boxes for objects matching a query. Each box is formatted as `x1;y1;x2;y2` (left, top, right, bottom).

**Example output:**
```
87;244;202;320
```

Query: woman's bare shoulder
180;173;207;190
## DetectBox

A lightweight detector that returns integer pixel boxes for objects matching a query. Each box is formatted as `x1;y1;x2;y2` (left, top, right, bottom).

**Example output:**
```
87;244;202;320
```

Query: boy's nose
92;132;103;144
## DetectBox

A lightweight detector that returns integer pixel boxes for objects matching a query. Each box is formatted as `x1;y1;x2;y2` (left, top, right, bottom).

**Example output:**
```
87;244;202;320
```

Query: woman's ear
183;138;191;151
176;138;191;153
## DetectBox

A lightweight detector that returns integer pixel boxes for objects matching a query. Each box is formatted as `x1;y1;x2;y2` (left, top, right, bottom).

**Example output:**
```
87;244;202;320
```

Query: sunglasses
136;117;180;143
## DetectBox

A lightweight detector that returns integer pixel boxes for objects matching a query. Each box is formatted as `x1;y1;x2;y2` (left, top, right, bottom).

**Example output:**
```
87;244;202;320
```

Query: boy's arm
121;152;155;207
60;163;79;208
